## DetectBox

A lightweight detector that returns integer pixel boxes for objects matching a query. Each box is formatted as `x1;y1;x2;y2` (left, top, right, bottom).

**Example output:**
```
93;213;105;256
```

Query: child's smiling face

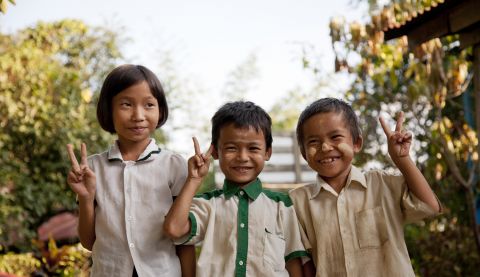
112;81;160;148
301;112;362;188
213;123;272;186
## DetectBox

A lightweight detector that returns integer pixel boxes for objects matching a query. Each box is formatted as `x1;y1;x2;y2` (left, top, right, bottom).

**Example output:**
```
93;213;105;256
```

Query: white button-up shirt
289;166;441;277
88;139;187;277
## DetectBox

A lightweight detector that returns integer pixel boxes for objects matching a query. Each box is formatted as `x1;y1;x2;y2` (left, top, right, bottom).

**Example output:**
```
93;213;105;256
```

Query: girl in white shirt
66;64;194;277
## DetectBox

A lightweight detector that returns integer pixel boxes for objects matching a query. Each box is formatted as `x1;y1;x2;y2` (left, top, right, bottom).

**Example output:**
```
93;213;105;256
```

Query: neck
117;138;151;161
322;165;352;194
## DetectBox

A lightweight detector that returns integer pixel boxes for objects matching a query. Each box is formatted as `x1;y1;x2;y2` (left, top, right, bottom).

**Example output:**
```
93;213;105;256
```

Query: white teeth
320;158;336;164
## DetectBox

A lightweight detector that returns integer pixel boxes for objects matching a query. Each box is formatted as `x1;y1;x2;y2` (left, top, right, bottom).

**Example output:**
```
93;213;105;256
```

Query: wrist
186;176;203;187
78;195;95;206
392;155;413;168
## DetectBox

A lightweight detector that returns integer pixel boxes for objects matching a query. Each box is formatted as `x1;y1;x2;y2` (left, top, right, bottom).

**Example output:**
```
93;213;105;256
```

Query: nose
132;106;145;121
237;149;248;162
321;142;333;152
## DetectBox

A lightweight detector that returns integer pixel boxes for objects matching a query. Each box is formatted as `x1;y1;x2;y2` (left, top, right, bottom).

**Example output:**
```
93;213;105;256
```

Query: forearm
286;258;303;277
302;260;316;277
394;156;440;212
77;198;96;250
164;178;201;239
176;245;196;277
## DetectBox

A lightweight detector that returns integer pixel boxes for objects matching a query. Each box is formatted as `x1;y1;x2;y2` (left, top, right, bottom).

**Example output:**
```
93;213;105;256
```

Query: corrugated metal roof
382;0;457;40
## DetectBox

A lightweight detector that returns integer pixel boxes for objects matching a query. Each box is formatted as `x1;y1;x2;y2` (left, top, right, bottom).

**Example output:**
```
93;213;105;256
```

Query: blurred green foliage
0;19;123;251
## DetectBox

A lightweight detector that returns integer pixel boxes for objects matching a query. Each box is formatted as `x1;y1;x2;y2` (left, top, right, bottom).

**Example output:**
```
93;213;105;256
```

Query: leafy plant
0;19;122;251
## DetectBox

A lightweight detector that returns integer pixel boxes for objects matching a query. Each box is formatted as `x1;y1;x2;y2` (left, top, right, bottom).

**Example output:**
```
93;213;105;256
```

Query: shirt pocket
355;206;389;249
263;228;286;271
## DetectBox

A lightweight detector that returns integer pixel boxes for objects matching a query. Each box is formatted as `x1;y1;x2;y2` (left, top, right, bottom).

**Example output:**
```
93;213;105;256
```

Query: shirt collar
107;139;161;162
223;178;262;201
310;165;367;199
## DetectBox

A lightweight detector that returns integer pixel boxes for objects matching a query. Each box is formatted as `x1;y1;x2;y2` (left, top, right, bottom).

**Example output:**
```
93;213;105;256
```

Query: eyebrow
222;140;264;145
305;129;345;139
327;130;344;135
116;95;156;101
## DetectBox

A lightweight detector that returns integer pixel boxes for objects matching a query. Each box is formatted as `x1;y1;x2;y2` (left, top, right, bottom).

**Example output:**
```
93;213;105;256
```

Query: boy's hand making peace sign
379;111;413;161
188;137;213;181
67;143;96;202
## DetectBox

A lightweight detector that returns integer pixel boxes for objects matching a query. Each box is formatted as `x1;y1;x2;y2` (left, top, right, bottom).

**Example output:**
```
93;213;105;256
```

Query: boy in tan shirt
289;98;441;277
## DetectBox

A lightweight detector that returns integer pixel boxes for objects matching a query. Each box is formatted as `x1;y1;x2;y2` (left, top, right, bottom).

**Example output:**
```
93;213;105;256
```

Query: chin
230;177;255;185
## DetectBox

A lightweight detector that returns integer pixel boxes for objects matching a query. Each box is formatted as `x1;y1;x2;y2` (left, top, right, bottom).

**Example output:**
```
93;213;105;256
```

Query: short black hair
296;98;362;157
96;64;168;133
211;101;272;150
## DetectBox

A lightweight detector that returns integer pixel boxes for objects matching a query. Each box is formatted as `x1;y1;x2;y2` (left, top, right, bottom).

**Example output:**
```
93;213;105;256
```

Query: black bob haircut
96;64;168;133
296;98;362;157
211;101;272;150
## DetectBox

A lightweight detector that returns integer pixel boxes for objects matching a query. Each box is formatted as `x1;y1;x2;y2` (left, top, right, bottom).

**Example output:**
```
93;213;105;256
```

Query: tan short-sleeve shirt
88;139;187;277
289;166;440;277
177;178;308;277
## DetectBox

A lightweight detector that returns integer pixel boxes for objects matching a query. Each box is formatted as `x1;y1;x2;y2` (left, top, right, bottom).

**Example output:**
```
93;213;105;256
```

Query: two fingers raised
379;111;405;137
192;137;213;167
67;143;89;175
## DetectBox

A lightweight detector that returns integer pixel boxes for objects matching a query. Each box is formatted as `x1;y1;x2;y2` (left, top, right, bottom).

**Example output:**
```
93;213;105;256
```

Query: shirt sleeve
380;171;441;224
174;197;213;245
168;153;188;197
288;188;313;254
281;200;310;262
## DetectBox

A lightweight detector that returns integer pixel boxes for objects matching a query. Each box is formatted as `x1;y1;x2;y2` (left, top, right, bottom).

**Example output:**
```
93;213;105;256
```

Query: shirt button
239;260;244;266
240;223;245;228
128;216;133;221
239;191;244;196
129;243;135;248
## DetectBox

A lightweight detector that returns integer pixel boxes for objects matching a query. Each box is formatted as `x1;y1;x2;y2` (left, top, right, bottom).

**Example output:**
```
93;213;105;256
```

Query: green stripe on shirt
235;190;249;277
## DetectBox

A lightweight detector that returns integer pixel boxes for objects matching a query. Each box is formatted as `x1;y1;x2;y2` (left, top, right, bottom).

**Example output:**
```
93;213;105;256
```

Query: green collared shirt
223;178;262;200
176;178;308;277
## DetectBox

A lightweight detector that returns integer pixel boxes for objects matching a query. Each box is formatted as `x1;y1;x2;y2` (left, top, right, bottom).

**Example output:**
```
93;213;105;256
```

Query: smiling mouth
129;127;146;133
233;167;253;173
318;157;339;164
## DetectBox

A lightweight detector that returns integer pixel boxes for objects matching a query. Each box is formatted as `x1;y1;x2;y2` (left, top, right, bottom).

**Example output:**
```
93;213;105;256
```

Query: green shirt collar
223;178;262;200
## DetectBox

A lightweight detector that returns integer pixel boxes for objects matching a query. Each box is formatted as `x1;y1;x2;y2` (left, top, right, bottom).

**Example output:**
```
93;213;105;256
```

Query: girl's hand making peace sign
66;143;96;202
379;111;413;160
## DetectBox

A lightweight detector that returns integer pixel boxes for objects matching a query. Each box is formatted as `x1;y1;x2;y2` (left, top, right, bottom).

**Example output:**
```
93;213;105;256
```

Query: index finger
192;137;201;156
66;144;81;172
80;143;88;166
378;116;392;137
395;111;404;132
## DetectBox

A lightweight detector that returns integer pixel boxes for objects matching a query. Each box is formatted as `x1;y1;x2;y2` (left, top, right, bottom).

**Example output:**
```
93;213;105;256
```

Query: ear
265;147;272;161
211;145;219;160
353;136;363;153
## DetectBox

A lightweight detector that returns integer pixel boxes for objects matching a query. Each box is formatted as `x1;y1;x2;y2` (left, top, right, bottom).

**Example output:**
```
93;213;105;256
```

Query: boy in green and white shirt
164;101;308;277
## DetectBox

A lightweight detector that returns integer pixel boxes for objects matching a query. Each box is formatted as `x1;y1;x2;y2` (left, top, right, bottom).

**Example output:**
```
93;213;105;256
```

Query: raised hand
379;111;412;159
66;143;96;201
188;137;213;180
